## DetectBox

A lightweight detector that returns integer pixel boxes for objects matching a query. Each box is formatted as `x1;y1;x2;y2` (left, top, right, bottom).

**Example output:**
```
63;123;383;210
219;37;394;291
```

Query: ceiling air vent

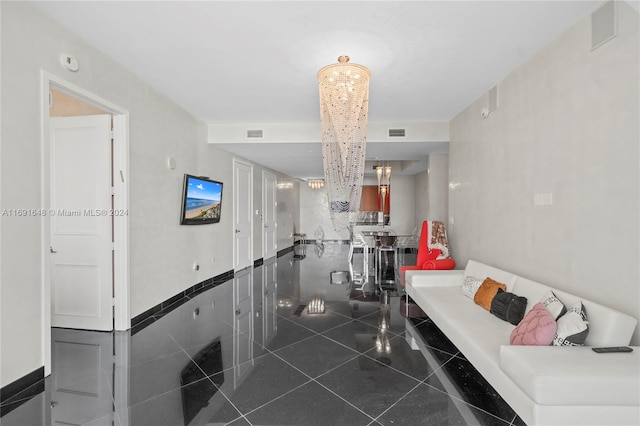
246;129;263;138
388;128;405;138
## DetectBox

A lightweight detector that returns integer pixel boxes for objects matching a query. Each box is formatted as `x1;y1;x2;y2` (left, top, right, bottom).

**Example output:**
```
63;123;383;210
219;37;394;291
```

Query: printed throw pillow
510;302;557;345
553;301;589;346
461;275;484;299
474;278;507;311
539;290;567;320
490;288;528;325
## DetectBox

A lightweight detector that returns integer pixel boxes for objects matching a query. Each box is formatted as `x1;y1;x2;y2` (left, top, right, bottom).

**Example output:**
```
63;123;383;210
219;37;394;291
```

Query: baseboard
0;366;44;417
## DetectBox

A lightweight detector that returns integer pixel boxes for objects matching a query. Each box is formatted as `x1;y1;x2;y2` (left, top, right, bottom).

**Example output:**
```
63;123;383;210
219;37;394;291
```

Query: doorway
41;72;130;375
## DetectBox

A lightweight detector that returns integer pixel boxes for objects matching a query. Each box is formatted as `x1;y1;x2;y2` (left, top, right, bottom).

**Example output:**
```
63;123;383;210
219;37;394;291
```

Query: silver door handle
50;246;58;254
235;229;240;233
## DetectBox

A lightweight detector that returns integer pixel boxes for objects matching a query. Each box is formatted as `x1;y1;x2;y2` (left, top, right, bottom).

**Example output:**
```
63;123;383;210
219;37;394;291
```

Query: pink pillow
510;302;557;345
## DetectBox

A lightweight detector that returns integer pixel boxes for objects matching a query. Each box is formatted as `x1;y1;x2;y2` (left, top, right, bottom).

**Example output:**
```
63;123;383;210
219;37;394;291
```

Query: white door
50;115;113;331
233;268;253;388
262;171;277;260
233;159;253;271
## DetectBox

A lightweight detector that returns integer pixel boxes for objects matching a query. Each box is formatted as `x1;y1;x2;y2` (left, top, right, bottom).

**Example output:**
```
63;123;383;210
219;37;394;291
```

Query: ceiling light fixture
308;179;325;189
375;165;391;223
318;55;371;235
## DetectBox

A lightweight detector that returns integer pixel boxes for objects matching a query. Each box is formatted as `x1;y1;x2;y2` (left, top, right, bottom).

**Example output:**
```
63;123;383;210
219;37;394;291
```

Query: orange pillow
474;278;507;310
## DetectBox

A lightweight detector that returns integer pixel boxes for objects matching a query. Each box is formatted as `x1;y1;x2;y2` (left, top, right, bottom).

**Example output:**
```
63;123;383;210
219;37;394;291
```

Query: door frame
40;71;130;375
261;170;277;260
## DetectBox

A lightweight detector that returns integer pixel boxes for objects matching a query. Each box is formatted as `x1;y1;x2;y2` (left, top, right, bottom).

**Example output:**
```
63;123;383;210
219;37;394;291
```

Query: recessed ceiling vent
246;129;263;138
388;128;405;138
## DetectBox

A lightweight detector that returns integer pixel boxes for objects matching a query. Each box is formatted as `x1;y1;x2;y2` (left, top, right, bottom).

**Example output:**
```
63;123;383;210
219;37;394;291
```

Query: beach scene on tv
185;178;222;221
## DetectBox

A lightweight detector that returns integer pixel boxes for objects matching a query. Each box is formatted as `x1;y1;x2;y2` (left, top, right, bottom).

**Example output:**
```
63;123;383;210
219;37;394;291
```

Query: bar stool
348;233;369;290
374;231;397;291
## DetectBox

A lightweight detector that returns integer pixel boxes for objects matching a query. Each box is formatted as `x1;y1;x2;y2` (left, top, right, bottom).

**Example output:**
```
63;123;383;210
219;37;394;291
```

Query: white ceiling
32;0;604;179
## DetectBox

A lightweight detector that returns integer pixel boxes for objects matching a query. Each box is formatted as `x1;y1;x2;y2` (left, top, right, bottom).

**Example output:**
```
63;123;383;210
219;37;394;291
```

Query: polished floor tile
1;244;524;425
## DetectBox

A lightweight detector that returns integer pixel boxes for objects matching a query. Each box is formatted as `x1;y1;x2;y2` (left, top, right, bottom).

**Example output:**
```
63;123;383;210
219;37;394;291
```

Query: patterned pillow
474;278;507;310
510;302;557;345
553;301;589;346
539;290;567;320
461;275;484;299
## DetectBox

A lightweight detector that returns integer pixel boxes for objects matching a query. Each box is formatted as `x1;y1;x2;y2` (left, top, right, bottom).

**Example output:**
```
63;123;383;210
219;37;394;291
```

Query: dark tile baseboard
131;269;234;335
0;366;44;417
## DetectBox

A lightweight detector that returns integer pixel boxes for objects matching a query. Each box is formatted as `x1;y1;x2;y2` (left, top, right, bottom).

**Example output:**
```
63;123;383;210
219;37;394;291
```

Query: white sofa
404;260;639;426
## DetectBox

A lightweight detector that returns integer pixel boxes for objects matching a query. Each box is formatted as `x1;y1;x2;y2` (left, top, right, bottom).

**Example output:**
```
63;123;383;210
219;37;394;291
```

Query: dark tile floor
1;243;524;425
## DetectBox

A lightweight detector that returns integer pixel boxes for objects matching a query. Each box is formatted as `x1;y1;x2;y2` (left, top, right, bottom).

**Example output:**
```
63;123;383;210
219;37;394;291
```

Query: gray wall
427;154;449;225
449;3;639;344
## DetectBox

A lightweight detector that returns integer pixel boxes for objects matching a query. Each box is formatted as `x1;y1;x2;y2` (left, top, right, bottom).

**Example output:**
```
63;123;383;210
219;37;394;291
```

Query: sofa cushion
500;345;640;406
474;278;507;310
510;302;556;345
553;301;589;346
540;290;567;320
461;275;484;299
490;288;527;325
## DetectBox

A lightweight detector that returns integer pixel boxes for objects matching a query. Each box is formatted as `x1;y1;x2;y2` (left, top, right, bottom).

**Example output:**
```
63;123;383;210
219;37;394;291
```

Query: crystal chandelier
318;55;371;235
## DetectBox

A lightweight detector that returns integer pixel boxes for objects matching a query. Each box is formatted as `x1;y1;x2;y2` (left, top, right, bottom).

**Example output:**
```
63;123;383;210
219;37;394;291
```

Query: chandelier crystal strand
317;56;371;236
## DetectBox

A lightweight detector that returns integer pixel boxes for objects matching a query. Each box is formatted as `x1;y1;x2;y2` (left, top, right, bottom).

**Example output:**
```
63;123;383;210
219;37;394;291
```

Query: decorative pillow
474;278;507;310
553;301;589;346
510;302;557;345
461;275;484;299
490;288;528;325
539;290;567;320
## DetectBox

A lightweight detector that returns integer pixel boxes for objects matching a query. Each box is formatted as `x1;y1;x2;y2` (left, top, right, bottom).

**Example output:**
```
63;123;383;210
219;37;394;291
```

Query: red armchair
399;220;455;287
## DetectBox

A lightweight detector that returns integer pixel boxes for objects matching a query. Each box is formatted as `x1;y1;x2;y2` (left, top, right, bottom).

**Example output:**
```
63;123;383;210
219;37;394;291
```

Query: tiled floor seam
265;345;378;423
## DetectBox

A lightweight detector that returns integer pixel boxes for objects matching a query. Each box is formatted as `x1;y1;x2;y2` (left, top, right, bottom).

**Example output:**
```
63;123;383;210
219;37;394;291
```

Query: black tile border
131;269;234;334
0;366;44;417
277;246;294;257
3;244;301;415
129;242;302;334
303;239;350;245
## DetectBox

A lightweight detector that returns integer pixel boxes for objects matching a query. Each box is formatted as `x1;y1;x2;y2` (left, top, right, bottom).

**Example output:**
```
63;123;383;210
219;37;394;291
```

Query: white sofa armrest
406;269;464;288
500;345;640;406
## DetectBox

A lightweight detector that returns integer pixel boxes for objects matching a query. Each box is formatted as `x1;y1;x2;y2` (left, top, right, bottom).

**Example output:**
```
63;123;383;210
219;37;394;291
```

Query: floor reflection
2;244;523;426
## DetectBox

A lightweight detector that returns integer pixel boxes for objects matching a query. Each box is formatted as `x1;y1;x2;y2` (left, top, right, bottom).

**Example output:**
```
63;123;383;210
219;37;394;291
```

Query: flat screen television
180;174;223;225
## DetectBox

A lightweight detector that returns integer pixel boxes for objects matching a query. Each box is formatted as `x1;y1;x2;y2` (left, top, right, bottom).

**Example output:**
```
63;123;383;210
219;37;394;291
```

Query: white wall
299;184;338;240
449;3;639;344
0;1;298;388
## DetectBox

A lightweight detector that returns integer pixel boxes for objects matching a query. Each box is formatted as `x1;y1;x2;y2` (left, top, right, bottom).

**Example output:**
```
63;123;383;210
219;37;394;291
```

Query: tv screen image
180;174;223;225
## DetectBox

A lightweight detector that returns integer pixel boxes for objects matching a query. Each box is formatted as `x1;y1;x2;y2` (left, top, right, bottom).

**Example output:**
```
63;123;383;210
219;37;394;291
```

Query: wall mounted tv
180;174;223;225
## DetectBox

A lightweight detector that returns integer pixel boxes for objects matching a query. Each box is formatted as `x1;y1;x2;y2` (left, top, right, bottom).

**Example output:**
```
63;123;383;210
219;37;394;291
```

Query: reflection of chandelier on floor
317;55;371;236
